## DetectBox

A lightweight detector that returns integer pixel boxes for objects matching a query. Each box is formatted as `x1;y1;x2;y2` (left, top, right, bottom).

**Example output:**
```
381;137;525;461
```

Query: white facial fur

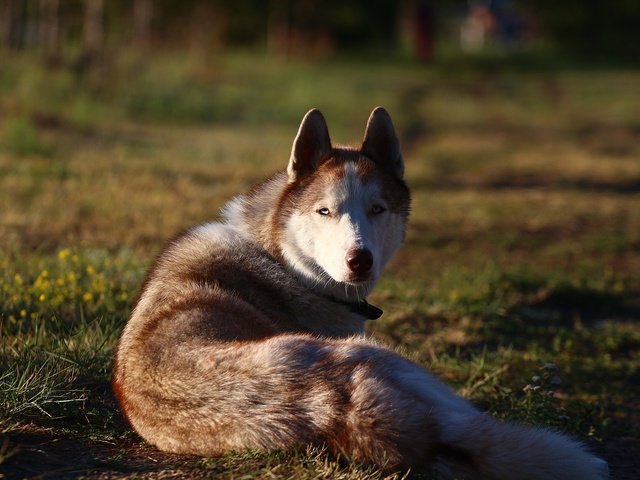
281;162;405;300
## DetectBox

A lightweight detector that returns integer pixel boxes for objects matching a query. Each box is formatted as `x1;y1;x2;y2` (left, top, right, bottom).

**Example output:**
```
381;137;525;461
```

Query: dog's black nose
346;248;373;277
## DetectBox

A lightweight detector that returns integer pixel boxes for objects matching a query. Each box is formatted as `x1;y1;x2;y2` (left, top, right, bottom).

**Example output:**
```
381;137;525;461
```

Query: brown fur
114;108;608;479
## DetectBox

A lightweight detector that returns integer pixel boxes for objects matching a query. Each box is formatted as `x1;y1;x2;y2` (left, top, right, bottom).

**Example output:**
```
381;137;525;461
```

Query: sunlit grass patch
0;248;143;433
1;248;140;329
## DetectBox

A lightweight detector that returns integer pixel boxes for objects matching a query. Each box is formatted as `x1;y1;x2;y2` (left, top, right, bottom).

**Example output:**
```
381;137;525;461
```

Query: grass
1;117;53;157
1;50;639;478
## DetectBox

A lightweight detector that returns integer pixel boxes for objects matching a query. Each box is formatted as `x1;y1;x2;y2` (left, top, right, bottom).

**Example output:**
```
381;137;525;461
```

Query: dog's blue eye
371;205;386;215
317;207;331;216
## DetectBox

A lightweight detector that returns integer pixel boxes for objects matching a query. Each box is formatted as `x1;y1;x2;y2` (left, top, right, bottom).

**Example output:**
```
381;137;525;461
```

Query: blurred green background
1;1;639;479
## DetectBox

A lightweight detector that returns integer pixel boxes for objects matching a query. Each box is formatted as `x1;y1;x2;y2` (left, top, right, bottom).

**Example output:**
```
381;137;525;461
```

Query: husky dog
114;108;608;479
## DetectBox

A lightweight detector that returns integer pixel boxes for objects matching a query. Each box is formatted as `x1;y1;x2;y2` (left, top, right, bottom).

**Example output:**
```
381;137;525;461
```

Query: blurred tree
189;1;227;60
264;0;400;57
0;0;403;58
411;0;436;60
531;0;640;59
267;0;290;57
324;0;398;50
133;0;153;50
38;0;60;58
83;0;103;57
1;0;22;50
3;1;637;63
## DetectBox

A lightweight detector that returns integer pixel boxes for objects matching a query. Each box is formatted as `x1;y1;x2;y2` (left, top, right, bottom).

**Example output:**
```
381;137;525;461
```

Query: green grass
1;117;52;157
1;51;639;478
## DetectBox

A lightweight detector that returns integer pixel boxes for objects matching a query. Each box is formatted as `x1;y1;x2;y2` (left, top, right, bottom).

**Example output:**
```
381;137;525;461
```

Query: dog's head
277;107;410;300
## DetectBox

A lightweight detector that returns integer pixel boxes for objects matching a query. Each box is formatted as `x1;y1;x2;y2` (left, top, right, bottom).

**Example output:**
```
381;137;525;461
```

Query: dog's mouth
345;273;373;284
343;271;378;287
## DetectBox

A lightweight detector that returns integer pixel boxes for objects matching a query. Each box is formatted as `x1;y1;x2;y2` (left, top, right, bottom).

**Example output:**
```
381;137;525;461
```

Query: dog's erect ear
361;107;404;179
288;109;332;183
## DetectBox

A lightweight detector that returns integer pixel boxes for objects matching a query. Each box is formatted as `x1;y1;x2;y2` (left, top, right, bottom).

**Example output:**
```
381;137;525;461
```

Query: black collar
338;298;384;320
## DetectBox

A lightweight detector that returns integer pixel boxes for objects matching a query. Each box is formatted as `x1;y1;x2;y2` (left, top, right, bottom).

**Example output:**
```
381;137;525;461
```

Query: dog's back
114;108;608;479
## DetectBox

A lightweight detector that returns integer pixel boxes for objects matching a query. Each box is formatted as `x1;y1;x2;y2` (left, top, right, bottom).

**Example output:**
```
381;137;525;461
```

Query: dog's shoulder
221;171;288;241
149;220;274;288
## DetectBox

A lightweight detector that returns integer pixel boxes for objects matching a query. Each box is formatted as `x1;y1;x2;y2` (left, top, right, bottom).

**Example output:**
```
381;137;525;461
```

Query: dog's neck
330;296;383;320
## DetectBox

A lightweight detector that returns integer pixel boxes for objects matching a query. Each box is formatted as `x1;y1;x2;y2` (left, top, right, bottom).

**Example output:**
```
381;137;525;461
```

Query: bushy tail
437;412;608;480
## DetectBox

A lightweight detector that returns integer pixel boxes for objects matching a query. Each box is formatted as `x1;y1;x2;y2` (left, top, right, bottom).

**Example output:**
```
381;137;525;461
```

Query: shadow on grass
411;174;640;195
1;378;199;480
518;285;640;324
432;49;640;73
477;283;640;356
1;427;211;480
